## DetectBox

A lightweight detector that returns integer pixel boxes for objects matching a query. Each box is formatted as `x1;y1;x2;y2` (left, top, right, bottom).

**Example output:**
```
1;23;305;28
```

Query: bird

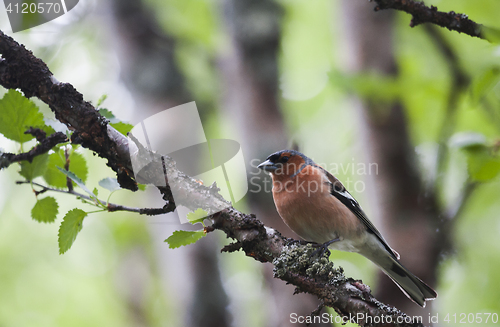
257;149;437;307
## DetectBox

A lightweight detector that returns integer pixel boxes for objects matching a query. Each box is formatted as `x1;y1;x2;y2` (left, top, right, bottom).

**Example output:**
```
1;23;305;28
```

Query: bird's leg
297;239;314;246
310;238;340;258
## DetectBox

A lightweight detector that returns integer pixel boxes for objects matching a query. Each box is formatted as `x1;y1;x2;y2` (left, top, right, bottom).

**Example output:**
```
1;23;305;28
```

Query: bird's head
257;150;314;180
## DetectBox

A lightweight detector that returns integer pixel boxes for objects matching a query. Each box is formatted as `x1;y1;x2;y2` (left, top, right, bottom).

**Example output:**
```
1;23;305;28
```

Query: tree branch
0;130;68;169
16;180;172;215
16;173;427;324
0;30;138;190
371;0;484;39
213;209;424;326
1;29;425;325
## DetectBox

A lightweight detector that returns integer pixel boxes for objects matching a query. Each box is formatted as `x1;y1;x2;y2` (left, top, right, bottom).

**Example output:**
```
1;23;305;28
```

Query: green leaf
137;183;146;191
110;122;134;136
43;149;88;188
454;133;500;182
58;209;87;254
31;196;58;223
19;153;49;180
92;187;98;197
98;108;120;123
56;167;94;197
0;90;45;143
98;108;133;135
165;230;206;249
99;108;119;123
186;208;209;225
40;125;56;136
470;68;500;104
98;177;121;192
467;151;500;182
96;94;108;107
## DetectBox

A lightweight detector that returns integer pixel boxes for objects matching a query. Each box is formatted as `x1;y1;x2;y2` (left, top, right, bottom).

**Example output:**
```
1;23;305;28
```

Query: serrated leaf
98;108;120;123
98;108;132;135
58;209;87;254
57;167;94;197
0;89;45;143
98;177;121;192
31;196;58;223
110;122;133;136
186;208;209;225
19;153;49;180
165;230;206;249
43;149;88;188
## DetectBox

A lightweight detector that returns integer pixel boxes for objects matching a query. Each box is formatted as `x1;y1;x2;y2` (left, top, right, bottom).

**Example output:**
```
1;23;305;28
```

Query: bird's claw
309;238;340;259
310;243;331;258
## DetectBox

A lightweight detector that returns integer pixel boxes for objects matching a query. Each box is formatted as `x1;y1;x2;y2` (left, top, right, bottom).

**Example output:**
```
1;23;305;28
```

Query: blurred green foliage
1;0;500;326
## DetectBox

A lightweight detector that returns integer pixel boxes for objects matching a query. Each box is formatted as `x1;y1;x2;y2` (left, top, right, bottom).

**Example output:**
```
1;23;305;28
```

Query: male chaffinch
257;149;437;307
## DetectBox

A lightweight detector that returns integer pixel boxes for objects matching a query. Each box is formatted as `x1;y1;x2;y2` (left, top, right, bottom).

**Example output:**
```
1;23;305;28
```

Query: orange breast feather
272;165;363;243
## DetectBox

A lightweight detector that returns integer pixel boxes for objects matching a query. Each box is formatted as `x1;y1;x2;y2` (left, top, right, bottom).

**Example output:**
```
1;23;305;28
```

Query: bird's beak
257;159;277;172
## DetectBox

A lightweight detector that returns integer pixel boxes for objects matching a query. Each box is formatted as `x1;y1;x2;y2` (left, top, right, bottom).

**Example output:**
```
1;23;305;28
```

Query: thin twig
0;131;68;169
16;181;171;215
371;0;485;40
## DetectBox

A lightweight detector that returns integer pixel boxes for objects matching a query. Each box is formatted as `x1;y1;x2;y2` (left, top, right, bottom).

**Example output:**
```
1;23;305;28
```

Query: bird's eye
333;183;344;192
268;154;280;163
281;156;290;163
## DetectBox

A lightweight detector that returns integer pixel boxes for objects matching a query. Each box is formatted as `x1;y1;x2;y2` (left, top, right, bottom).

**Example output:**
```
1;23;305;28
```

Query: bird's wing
317;165;400;260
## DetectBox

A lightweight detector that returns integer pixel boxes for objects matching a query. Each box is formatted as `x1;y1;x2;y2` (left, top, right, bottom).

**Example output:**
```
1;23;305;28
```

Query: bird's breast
271;174;365;248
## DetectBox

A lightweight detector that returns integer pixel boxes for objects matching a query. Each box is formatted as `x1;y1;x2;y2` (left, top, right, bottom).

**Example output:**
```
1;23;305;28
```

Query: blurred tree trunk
339;0;439;318
109;0;190;118
109;1;231;326
219;0;330;326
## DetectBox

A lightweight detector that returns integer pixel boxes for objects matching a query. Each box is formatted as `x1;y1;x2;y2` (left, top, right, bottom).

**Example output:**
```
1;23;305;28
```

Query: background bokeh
1;0;500;326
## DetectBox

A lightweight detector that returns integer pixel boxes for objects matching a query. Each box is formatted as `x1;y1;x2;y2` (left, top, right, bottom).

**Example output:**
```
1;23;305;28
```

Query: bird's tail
363;250;437;307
